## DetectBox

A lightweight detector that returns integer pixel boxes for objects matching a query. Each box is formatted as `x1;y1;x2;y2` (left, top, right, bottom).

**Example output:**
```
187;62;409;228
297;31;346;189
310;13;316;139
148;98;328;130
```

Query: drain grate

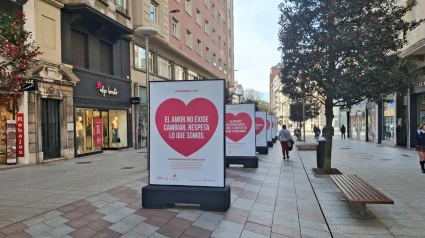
401;154;411;157
76;161;92;164
121;167;134;169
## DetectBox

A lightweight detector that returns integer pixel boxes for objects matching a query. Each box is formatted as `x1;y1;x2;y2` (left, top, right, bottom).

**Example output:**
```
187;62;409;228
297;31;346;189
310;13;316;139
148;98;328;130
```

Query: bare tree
244;89;263;102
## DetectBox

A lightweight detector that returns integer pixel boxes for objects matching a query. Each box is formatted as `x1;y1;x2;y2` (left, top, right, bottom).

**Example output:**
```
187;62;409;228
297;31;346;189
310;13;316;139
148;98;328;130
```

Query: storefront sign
130;97;140;104
266;114;272;142
255;111;267;147
96;81;118;97
149;80;225;187
16;113;24;157
20;79;38;91
93;118;103;147
225;104;256;157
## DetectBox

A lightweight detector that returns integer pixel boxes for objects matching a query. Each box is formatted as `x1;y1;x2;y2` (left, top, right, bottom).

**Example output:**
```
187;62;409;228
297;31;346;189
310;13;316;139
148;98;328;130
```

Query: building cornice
400;38;425;58
42;0;64;8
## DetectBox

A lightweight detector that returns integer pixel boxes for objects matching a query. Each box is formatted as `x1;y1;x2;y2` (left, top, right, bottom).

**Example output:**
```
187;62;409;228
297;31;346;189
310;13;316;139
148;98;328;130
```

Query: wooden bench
330;174;394;219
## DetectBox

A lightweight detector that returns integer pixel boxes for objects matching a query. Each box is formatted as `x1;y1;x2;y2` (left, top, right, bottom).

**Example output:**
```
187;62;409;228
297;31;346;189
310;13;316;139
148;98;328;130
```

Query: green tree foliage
289;101;320;122
278;0;423;173
225;81;233;104
243;99;259;111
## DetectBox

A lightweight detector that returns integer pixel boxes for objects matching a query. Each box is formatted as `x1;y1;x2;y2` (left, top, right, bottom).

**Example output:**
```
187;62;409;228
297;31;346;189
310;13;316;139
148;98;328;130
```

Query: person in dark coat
322;126;326;138
340;125;346;139
416;123;425;173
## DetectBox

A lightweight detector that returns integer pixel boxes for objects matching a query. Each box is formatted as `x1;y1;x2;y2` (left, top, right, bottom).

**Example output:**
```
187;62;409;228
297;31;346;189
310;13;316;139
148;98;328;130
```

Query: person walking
322;126;327;138
415;123;425;173
341;125;346;139
279;125;293;160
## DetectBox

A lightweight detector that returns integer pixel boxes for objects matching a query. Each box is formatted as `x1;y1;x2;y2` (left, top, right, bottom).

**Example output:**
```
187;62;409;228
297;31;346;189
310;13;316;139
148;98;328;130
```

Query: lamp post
135;27;158;170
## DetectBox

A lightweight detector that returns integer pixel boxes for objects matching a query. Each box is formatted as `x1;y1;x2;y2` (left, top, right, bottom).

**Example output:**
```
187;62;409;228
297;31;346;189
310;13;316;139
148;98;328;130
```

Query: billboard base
256;146;268;154
272;138;276;143
226;156;258;168
141;185;231;212
267;141;273;147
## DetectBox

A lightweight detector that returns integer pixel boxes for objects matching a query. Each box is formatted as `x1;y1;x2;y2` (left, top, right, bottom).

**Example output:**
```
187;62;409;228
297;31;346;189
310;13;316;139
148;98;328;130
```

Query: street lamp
135;27;158;170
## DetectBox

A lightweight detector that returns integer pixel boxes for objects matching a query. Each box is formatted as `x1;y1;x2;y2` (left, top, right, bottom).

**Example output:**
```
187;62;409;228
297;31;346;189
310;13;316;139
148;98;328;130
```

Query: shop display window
76;108;102;155
0;108;12;164
109;110;127;148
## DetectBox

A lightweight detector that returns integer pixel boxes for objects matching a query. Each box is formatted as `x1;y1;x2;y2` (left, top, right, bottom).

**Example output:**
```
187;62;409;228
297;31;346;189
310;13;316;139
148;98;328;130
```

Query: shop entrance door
101;111;110;149
41;99;60;159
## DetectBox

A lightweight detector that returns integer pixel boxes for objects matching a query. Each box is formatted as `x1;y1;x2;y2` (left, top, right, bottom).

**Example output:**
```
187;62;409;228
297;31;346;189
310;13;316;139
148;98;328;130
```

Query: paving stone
120;231;148;238
271;224;301;238
0;222;28;235
176;211;200;222
183;226;212;238
240;230;269;238
108;221;137;234
192;218;219;231
87;219;113;232
79;211;104;222
61;211;84;221
149;232;169;238
22;216;47;227
24;223;52;236
102;212;128;224
31;232;55;238
44;216;69;227
46;224;75;237
3;231;31;238
199;212;223;222
217;220;244;233
156;224;184;238
120;214;146;226
131;222;159;237
68;226;97;238
153;210;177;220
65;219;91;229
211;228;240;238
244;222;271;236
143;216;169;228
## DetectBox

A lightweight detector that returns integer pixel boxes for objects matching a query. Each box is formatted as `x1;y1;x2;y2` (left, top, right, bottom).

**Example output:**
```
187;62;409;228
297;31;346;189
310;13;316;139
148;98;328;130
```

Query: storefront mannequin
76;117;84;153
112;117;119;144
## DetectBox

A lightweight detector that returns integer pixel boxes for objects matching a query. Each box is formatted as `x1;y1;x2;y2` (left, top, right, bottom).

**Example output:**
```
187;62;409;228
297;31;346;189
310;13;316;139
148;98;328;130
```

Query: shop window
0;108;13;164
134;45;154;73
76;109;102;155
100;41;113;75
109;110;127;148
157;56;172;79
71;30;88;68
139;87;147;103
174;64;185;80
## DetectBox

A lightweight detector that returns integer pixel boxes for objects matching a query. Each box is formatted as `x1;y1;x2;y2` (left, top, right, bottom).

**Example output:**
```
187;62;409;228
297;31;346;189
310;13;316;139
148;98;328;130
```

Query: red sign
93;118;103;147
255;117;265;135
225;112;252;142
16;113;24;157
155;98;219;157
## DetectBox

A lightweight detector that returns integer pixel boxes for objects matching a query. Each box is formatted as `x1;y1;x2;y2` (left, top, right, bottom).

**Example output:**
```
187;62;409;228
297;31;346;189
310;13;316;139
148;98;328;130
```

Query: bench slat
331;174;394;205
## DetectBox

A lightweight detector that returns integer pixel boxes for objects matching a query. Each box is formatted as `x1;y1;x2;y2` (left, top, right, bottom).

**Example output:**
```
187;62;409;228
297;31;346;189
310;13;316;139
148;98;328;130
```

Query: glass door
102;111;109;148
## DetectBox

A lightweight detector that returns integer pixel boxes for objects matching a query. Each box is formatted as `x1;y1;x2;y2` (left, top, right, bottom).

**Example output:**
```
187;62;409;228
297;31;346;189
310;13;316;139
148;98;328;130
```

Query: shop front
382;96;395;144
349;103;366;141
366;102;377;143
73;71;132;157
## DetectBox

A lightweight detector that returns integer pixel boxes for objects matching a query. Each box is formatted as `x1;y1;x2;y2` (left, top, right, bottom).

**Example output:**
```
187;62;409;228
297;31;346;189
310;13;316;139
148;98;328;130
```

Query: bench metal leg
350;204;376;220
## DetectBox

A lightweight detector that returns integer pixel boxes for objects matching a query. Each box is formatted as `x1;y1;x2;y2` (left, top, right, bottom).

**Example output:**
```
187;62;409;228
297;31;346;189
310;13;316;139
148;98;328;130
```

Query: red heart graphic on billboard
255;117;264;135
225;113;252;142
266;120;270;130
272;122;275;128
155;98;219;157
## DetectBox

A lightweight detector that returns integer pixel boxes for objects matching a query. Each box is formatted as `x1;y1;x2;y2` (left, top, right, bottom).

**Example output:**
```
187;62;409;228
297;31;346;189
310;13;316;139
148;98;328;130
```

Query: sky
234;0;282;103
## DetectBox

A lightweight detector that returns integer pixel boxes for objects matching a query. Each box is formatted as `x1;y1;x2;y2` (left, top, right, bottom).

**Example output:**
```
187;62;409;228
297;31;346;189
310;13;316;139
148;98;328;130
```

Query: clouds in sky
234;0;282;98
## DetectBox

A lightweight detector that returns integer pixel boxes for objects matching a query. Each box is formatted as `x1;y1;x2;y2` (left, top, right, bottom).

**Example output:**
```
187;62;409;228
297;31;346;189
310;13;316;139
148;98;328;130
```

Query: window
212;53;216;66
185;0;192;14
218;58;222;71
205;20;210;35
186;29;192;48
134;45;154;73
175;64;186;80
206;46;210;62
100;41;113;75
71;30;88;68
224;63;227;74
196;39;202;56
212;28;216;42
150;2;158;22
172;17;180;38
204;0;209;7
157;56;172;79
218;13;222;25
218;36;222;48
116;0;127;14
149;51;155;73
188;70;197;80
196;8;201;25
212;3;216;17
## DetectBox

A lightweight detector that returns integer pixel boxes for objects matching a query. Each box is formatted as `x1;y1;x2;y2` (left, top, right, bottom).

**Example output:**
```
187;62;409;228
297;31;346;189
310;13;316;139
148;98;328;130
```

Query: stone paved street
1;138;425;237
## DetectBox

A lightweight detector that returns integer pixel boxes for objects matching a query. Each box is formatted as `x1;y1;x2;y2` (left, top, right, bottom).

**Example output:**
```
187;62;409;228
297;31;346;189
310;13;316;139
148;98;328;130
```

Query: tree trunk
323;97;334;173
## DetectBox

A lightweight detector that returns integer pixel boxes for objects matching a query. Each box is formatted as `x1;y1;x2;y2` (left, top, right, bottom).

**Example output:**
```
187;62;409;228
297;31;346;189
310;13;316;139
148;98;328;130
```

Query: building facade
271;75;289;126
269;64;282;111
131;0;235;149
